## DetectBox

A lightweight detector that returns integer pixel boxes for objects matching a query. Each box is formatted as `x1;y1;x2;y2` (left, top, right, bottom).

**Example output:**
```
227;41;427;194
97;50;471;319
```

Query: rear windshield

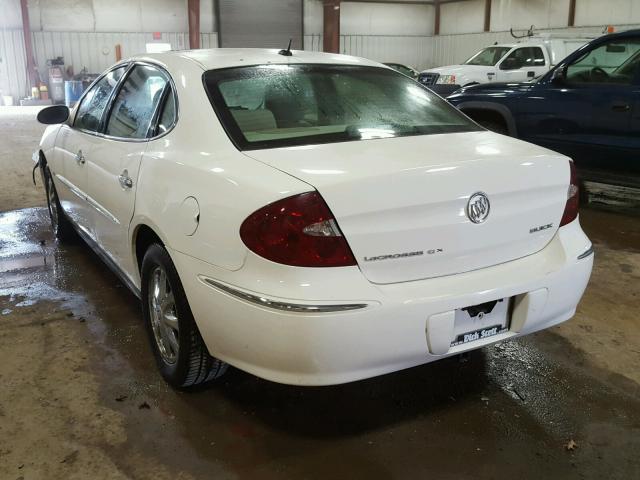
203;64;480;150
464;46;511;66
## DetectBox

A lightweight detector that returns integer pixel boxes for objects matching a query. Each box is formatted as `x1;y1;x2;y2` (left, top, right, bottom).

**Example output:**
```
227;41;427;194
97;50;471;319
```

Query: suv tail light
560;160;579;227
240;192;357;267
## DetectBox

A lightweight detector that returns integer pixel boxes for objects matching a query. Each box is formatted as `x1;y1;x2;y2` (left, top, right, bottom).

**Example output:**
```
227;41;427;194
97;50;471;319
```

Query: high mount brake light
240;192;357;267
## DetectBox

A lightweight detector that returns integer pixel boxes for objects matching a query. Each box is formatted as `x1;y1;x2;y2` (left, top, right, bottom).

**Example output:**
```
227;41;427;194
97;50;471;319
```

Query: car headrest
264;83;305;127
231;109;277;132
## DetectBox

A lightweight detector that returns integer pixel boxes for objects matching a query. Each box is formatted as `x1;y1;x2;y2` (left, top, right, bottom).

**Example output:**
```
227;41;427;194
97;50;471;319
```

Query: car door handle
75;150;85;165
527;71;535;78
611;103;631;112
118;170;133;189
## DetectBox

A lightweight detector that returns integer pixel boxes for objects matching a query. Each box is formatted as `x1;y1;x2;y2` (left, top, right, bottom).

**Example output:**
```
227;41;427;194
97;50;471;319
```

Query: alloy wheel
148;265;180;364
47;175;59;231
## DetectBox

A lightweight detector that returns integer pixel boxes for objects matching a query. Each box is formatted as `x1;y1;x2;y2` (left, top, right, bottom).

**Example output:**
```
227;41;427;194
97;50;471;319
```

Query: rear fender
456;101;518;137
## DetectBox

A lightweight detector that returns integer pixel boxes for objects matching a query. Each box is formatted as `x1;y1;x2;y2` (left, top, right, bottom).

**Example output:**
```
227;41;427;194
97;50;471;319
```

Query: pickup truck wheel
141;243;228;388
45;168;74;242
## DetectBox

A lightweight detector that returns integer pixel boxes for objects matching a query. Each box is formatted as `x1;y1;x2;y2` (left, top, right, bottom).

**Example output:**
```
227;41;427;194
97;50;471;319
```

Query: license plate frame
450;298;511;347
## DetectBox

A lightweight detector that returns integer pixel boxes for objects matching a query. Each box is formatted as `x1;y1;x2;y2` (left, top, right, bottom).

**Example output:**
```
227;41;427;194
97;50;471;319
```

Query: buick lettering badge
467;192;490;224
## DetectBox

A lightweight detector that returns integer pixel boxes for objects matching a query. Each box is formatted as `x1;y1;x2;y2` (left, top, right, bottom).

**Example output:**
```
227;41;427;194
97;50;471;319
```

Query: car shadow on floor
183;350;491;438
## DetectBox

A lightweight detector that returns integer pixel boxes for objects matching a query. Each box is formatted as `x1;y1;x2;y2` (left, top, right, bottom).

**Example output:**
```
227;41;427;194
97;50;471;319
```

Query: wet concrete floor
0;206;639;479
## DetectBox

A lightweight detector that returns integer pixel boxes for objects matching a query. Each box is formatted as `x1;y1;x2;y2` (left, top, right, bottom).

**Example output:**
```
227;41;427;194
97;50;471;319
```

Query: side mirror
37;105;70;125
550;66;567;84
500;57;523;71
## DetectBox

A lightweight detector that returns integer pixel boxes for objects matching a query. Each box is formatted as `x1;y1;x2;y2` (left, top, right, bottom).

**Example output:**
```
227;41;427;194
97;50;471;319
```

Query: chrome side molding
199;276;369;313
56;173;120;225
577;245;594;260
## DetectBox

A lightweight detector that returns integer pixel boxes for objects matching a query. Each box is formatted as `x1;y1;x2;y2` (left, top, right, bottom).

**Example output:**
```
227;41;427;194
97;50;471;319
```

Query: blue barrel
64;80;84;107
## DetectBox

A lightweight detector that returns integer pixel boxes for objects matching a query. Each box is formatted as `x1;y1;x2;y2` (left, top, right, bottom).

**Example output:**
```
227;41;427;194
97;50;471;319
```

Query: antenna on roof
278;39;293;57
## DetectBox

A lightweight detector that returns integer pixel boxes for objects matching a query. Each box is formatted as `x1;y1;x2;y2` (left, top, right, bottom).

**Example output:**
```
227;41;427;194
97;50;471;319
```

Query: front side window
501;47;545;70
566;38;640;85
464;46;512;66
204;65;480;150
74;66;126;132
501;48;526;70
532;47;546;66
105;65;168;139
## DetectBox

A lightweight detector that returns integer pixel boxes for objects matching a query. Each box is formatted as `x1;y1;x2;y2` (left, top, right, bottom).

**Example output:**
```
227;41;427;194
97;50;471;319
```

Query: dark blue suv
447;30;640;183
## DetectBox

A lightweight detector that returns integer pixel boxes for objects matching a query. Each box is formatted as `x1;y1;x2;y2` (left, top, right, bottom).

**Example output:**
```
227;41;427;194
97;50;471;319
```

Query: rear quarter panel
130;57;312;285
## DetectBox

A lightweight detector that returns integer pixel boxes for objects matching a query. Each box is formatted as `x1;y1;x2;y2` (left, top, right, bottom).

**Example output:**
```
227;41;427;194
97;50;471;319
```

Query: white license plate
450;298;510;347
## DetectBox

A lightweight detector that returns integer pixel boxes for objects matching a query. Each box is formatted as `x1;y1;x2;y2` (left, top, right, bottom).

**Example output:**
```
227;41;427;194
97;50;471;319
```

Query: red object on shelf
153;32;161;40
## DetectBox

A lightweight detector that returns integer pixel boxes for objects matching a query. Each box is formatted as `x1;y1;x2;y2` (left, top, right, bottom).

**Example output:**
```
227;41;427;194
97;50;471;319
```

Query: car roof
131;48;385;71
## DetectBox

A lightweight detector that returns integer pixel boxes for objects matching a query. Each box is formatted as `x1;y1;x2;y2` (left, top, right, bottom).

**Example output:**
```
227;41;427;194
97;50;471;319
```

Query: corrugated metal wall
306;34;434;69
340;35;433;70
305;24;640;71
0;30;28;102
4;24;640;102
305;33;493;70
0;30;217;103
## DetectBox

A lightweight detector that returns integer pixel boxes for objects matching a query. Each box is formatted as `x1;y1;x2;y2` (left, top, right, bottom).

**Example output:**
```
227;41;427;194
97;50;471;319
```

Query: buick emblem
467;192;490;224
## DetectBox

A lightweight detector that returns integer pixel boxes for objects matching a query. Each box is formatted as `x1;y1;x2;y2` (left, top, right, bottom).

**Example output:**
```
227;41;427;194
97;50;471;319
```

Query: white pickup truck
419;35;598;95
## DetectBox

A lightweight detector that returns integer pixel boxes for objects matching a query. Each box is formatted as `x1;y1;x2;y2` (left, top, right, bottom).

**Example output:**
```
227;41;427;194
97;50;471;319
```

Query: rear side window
157;88;177;135
204;64;480;150
106;65;168;139
74;66;126;132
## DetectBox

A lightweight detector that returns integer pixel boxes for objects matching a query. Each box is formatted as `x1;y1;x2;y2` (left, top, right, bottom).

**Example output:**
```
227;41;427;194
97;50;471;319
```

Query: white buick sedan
35;49;593;388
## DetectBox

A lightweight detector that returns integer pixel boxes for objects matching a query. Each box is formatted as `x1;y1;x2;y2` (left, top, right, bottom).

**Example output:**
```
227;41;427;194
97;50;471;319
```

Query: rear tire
44;167;75;242
141;243;228;388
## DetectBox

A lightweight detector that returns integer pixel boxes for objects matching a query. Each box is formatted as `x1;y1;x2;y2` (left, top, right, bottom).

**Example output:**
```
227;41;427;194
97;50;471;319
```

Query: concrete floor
1;107;639;479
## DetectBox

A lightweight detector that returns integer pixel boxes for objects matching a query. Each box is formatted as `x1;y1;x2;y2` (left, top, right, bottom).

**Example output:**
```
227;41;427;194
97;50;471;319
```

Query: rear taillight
240;192;357;267
560;160;579;227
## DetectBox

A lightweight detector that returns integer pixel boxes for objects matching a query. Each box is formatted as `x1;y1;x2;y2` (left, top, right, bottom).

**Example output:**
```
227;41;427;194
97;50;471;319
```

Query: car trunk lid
244;131;570;284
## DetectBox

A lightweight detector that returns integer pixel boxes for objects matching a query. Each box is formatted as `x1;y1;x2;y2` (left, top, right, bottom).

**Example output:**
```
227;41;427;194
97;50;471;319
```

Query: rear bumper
171;219;593;385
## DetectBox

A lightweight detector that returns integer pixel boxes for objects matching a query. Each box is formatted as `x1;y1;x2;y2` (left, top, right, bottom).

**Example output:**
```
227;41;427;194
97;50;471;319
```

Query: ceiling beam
568;0;576;27
188;0;200;49
19;0;38;89
323;0;341;53
483;0;491;32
